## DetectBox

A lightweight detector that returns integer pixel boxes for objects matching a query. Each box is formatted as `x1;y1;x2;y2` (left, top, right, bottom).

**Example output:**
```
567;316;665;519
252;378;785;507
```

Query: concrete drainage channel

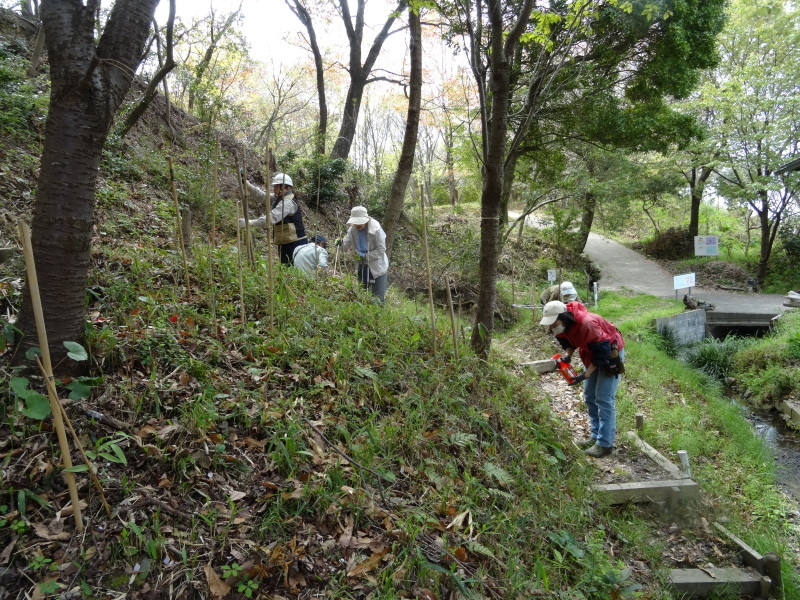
594;421;784;598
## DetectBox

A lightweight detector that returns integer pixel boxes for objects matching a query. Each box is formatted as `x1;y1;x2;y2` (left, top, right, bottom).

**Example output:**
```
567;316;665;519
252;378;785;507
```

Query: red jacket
556;302;624;368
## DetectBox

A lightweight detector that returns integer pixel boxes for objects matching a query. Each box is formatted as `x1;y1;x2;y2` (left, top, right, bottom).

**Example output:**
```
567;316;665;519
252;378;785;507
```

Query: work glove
238;218;246;228
334;238;343;247
562;354;571;364
238;168;246;187
568;372;586;387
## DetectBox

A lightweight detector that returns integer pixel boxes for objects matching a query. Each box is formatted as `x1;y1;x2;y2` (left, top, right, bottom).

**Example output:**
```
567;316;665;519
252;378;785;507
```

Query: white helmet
271;173;293;187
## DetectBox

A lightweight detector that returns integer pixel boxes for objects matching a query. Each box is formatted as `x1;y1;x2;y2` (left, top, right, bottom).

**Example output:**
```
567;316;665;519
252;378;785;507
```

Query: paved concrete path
583;232;787;314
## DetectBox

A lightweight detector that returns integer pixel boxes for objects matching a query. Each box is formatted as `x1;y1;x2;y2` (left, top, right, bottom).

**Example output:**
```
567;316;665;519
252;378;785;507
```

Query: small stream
738;402;800;501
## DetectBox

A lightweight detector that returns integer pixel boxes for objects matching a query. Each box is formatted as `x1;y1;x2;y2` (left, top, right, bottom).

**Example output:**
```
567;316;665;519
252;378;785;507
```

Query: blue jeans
583;349;624;448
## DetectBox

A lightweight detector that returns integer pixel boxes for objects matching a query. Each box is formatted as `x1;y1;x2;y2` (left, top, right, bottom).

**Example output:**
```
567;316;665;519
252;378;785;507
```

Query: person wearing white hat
539;280;580;306
540;300;625;458
240;172;308;264
337;206;389;303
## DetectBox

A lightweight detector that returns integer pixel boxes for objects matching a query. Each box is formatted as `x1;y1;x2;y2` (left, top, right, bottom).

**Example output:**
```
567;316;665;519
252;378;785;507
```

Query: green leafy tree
699;0;800;286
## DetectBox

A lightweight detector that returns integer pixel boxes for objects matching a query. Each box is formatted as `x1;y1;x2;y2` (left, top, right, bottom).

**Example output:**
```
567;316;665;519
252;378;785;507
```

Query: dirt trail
583;232;788;314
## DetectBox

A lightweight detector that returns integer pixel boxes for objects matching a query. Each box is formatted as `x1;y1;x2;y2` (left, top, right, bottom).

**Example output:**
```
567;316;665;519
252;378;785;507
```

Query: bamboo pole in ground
235;200;247;325
241;146;255;267
167;156;191;292
18;222;84;532
36;357;111;517
420;184;436;354
264;136;274;333
208;133;219;326
445;274;459;362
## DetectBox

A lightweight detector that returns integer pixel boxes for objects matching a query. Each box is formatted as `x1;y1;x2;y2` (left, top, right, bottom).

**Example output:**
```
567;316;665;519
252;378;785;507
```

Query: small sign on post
674;272;696;301
694;235;719;257
593;281;598;307
547;269;557;282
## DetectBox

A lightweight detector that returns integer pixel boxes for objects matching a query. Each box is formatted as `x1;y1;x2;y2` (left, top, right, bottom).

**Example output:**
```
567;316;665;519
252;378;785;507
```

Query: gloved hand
568;372;586;387
238;168;246;186
334;238;343;247
238;218;246;228
562;354;571;364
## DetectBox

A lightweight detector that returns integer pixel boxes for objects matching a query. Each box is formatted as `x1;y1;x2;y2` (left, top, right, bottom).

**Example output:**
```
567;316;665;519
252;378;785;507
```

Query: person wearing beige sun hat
336;206;389;304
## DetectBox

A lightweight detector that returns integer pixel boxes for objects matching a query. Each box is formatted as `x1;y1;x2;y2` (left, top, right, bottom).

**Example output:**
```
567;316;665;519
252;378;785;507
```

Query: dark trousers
278;239;307;265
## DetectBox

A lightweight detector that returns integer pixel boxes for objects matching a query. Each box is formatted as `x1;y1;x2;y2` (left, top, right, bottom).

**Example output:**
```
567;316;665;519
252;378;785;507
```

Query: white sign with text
694;235;719;256
673;272;696;290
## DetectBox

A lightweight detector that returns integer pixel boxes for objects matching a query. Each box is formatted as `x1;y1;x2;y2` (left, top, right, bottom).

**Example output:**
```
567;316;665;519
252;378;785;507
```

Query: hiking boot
584;444;613;458
575;437;596;449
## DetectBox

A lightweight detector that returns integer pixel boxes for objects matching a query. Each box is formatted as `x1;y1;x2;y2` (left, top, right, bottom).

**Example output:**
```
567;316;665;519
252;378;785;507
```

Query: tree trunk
445;135;457;206
382;7;421;259
15;0;159;374
286;0;327;155
329;0;407;160
688;164;713;237
120;1;176;138
470;0;522;359
577;192;596;253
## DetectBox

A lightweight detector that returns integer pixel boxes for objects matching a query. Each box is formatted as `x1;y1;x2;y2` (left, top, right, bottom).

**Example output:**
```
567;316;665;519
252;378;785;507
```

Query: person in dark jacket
540;300;625;458
240;172;308;264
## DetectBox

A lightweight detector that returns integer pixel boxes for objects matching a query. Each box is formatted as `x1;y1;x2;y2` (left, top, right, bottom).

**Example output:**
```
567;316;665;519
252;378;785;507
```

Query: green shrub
683;336;747;380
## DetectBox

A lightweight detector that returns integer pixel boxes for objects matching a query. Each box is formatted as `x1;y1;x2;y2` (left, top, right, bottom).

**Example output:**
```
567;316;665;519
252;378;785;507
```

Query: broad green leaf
10;377;30;398
21;393;51;420
25;346;41;361
66;380;92;400
63;341;88;361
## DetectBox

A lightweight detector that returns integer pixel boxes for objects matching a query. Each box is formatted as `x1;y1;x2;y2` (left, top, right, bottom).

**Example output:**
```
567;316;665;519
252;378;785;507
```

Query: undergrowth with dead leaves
0;240;648;600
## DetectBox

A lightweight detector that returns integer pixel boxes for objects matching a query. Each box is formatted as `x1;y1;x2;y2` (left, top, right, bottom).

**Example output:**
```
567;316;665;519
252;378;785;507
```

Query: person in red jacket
540;300;625;458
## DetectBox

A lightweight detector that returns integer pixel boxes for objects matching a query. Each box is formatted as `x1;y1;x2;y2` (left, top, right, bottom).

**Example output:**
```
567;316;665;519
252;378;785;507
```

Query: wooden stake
18;222;83;532
445;274;459;362
36;357;111;517
420;184;436;354
167;155;191;292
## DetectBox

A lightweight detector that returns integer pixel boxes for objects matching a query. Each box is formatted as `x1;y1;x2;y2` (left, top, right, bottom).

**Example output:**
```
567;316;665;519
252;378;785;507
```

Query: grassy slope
1;23;798;598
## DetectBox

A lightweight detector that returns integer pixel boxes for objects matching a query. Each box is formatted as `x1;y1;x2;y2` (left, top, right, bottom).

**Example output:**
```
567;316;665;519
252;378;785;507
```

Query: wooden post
18;222;83;532
677;450;691;479
167;155;191;292
530;283;537;329
763;553;782;596
635;413;644;433
420;183;436;354
445;275;459;362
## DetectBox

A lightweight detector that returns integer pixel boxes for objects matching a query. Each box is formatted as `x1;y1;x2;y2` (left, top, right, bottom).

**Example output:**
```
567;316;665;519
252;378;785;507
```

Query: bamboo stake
167;156;191;292
208;133;219;326
264;136;274;333
17;222;83;532
36;357;111;517
445;274;459;362
241;146;255;267
235;200;247;325
420;184;436;354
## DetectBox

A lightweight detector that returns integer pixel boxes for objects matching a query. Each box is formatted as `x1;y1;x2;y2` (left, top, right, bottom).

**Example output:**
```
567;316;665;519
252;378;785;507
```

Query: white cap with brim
347;205;370;225
540;300;567;325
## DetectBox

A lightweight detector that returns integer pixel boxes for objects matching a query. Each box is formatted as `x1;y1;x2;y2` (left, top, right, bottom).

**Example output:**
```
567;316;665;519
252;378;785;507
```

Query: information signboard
694;235;719;256
673;272;696;290
547;269;557;282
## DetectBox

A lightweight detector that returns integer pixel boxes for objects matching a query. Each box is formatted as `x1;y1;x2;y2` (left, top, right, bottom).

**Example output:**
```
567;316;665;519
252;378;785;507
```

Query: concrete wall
653;310;706;346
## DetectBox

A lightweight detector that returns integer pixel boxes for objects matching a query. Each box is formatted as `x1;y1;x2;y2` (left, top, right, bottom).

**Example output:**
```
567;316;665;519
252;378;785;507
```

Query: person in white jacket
338;206;389;304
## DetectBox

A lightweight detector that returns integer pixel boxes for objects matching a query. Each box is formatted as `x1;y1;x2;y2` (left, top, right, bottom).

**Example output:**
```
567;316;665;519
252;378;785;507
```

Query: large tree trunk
383;7;421;259
15;0;159;374
329;0;406;160
471;0;533;358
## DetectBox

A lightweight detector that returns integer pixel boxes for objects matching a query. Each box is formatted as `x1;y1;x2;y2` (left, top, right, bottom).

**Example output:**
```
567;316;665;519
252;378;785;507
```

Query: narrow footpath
583;232;787;314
